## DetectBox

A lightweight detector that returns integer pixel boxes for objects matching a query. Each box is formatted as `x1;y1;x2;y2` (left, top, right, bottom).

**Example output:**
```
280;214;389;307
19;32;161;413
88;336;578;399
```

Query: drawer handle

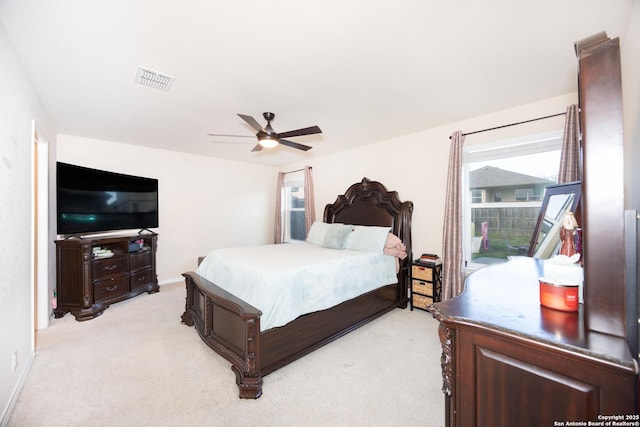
104;265;117;271
137;275;146;282
106;285;118;291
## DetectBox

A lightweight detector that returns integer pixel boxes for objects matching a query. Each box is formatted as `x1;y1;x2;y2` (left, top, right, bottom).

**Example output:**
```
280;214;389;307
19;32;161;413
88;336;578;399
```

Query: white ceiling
0;1;633;166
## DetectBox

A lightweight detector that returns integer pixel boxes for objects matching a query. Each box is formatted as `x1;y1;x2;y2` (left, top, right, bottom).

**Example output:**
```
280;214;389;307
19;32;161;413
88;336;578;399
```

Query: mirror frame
527;181;582;258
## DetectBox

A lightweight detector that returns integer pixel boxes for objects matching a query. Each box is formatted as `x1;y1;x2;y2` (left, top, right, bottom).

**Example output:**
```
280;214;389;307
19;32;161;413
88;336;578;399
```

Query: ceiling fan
208;112;322;152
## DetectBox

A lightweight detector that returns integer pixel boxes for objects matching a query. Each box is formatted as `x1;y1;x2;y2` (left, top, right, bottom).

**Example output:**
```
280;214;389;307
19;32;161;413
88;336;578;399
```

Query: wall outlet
11;350;17;372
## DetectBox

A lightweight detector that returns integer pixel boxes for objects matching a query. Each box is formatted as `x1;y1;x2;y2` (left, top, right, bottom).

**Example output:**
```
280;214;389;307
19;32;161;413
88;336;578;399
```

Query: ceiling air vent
134;67;175;92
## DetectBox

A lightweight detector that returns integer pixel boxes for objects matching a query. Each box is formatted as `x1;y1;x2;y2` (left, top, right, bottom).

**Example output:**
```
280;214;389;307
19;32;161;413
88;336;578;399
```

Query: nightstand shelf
410;262;442;311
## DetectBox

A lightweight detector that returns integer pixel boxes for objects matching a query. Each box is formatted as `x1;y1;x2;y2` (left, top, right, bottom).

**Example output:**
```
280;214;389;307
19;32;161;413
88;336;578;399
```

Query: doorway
32;121;49;331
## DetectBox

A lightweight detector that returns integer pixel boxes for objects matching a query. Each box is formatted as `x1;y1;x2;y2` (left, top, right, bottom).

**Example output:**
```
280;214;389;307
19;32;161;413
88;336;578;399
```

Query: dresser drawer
412;264;434;282
130;268;154;292
93;256;128;281
130;250;152;273
94;277;129;302
412;279;433;296
413;294;433;309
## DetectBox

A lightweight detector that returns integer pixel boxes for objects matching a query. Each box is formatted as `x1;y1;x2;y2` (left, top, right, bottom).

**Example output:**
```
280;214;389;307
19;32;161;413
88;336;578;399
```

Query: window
515;188;536;201
282;171;306;242
463;131;562;269
471;189;484;203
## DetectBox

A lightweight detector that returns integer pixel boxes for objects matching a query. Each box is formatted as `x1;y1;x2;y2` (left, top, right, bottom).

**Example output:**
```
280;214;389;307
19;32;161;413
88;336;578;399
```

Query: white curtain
441;131;465;300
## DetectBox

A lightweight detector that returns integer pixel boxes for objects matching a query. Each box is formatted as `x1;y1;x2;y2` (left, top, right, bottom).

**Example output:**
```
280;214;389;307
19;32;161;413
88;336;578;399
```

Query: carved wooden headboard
323;177;414;299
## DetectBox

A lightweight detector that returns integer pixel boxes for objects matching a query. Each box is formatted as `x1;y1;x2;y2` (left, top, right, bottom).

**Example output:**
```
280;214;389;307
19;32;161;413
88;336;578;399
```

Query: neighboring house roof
470;166;554;189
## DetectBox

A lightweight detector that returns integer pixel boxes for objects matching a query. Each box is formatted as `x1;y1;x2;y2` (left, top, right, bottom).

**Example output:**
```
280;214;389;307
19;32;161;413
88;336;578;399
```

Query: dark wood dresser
54;233;159;321
428;257;638;426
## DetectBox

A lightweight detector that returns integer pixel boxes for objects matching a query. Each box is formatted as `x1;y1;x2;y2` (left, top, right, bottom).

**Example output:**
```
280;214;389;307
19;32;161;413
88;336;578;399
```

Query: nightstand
410;262;442;311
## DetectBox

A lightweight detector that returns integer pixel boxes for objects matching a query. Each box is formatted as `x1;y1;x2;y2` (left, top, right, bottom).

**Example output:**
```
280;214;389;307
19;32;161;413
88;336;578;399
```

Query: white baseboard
158;277;183;286
0;351;34;427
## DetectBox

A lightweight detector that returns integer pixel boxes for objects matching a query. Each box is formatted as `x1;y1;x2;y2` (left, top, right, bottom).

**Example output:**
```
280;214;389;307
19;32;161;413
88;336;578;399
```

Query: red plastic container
539;278;579;312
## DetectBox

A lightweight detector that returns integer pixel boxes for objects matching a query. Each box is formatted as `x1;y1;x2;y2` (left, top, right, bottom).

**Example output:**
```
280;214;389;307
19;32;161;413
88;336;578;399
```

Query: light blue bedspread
196;242;397;331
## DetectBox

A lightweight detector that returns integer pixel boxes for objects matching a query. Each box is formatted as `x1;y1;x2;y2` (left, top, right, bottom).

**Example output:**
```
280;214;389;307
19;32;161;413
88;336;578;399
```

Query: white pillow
306;221;332;245
344;225;392;253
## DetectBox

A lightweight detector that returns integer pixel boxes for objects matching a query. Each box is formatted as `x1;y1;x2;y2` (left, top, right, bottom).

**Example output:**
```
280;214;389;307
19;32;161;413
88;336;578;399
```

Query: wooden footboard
181;271;263;398
182;270;404;399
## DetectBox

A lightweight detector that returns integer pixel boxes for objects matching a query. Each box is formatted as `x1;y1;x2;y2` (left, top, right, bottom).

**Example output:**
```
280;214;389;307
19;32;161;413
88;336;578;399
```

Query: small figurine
559;211;579;258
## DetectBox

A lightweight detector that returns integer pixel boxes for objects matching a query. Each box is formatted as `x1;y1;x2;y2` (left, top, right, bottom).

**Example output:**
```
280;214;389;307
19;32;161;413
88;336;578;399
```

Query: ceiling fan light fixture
258;135;279;148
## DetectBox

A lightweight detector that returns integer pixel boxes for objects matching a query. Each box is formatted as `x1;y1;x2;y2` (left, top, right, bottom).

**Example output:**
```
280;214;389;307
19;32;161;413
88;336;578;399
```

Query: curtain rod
283;166;311;174
450;112;566;139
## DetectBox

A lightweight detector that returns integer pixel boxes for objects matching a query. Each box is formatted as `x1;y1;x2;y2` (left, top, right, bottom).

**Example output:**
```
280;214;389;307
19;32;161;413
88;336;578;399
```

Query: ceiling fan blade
207;133;255;138
251;144;263;152
277;125;322;139
279;139;312;151
238;114;266;133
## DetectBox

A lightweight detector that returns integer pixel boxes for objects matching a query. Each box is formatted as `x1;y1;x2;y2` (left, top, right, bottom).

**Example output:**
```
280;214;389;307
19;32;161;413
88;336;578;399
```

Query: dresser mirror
527;181;582;258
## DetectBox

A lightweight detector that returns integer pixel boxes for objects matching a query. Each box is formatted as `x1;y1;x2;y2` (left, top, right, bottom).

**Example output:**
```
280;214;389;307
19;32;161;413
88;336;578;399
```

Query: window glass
471;189;483;203
283;171;306;242
463;131;562;268
515;188;536;201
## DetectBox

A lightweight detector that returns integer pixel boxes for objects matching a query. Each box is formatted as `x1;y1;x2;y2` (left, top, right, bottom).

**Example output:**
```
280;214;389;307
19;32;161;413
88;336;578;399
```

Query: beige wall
0;23;55;424
285;93;576;258
57;135;278;284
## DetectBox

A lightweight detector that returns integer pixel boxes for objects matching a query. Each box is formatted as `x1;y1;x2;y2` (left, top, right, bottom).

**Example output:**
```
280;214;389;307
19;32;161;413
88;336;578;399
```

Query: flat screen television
56;162;159;235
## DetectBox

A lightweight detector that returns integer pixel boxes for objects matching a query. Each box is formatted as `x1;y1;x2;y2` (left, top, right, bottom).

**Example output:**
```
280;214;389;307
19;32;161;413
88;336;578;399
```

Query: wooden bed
181;177;413;398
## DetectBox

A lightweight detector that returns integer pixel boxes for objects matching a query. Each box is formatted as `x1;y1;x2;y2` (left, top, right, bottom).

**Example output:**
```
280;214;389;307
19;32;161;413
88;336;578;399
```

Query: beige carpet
8;282;445;427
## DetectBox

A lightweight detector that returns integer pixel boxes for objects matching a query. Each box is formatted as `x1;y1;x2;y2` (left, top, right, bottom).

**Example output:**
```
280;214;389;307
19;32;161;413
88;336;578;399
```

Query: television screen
56;162;159;235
